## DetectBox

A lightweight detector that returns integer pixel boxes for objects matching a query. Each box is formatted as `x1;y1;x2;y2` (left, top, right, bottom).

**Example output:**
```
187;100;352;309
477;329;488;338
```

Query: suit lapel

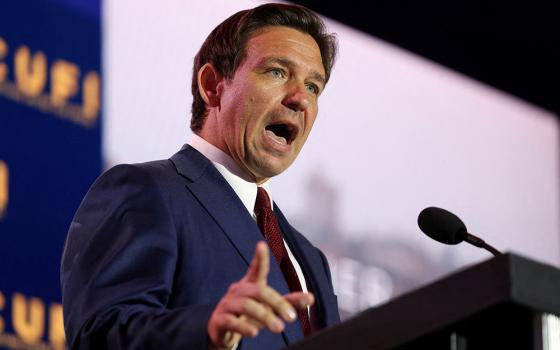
170;146;304;344
171;146;260;266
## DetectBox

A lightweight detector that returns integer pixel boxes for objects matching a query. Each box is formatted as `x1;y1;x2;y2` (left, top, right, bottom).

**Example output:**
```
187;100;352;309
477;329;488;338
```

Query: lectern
288;253;560;350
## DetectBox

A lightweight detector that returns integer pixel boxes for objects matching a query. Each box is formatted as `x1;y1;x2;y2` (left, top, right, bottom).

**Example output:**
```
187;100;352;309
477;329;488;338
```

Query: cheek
243;95;270;129
309;113;318;127
305;110;318;131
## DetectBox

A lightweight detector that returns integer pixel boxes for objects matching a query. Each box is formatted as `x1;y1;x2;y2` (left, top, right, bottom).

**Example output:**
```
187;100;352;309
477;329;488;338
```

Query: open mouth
265;123;298;145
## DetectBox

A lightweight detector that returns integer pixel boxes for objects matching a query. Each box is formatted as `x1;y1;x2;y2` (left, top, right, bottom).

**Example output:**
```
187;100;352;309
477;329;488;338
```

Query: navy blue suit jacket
61;146;340;349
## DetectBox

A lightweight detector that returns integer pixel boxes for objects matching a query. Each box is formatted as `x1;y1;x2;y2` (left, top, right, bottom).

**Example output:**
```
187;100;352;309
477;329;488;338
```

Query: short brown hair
190;3;338;132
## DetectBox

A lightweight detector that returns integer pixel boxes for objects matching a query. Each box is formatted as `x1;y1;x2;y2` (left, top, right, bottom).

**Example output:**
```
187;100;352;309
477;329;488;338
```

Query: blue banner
0;0;101;348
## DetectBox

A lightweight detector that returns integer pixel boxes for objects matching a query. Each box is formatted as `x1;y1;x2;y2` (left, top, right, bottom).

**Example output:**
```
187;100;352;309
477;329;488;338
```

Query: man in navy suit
61;3;339;349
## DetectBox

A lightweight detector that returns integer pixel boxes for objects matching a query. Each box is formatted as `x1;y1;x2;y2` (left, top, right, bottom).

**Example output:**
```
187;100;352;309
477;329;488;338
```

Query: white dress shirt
188;134;310;295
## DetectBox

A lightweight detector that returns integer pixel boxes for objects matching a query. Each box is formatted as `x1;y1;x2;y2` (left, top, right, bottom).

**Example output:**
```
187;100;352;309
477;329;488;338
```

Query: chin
251;159;292;179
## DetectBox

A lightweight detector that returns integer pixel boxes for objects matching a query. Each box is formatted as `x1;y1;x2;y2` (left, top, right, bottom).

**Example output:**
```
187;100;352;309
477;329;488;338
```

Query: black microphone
418;207;502;256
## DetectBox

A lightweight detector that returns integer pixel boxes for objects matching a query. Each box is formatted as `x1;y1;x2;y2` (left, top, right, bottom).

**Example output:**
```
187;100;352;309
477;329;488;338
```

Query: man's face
215;26;326;184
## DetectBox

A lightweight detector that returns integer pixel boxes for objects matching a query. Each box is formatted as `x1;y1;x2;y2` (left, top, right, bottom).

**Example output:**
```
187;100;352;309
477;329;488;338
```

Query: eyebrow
259;57;326;87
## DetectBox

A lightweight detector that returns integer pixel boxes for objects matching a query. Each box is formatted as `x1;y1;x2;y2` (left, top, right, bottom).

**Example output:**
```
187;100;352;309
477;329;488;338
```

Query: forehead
242;26;325;76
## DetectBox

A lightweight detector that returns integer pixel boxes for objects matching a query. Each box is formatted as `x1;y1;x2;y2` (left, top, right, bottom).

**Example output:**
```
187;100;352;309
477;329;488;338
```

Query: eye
306;83;320;95
269;68;285;79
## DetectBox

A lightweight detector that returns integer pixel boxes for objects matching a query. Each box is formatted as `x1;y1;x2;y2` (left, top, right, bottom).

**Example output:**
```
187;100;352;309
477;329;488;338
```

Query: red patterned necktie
254;187;312;336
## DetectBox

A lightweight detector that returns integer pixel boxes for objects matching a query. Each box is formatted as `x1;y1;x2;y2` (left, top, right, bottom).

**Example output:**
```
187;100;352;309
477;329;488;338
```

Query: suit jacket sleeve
61;164;213;350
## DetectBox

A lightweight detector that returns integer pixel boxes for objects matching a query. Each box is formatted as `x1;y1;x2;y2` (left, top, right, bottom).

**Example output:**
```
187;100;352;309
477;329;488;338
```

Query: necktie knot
255;187;271;216
255;187;281;262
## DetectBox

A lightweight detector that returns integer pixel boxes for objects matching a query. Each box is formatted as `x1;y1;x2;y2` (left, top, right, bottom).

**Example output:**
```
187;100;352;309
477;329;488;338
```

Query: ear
197;63;223;108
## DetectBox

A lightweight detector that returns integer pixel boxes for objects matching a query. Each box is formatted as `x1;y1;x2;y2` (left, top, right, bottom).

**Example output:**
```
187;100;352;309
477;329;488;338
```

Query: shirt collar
188;134;272;214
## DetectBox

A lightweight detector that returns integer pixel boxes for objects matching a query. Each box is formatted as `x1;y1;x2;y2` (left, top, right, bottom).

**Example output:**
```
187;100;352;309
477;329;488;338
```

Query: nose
281;82;311;112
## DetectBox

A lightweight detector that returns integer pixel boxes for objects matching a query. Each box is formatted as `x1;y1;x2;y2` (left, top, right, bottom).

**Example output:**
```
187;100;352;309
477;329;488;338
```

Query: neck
192;131;269;184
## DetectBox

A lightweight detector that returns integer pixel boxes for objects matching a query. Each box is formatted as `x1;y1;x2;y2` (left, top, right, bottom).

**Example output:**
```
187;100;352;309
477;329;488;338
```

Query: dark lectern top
287;253;560;350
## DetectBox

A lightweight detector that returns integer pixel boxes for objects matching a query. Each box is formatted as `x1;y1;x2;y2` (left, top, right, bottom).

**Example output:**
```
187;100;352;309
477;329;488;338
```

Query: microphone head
418;207;467;245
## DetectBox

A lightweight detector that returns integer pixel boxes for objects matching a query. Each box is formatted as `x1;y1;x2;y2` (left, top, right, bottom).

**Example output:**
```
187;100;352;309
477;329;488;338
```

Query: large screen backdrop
104;0;559;320
0;1;101;349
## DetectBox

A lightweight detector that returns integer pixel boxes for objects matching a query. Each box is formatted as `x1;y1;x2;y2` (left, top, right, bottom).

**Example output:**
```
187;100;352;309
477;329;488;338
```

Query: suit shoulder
91;159;179;190
103;159;175;180
74;160;182;219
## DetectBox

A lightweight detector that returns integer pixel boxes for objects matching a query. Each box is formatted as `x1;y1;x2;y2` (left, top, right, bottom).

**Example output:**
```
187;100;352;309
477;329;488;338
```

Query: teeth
265;130;288;145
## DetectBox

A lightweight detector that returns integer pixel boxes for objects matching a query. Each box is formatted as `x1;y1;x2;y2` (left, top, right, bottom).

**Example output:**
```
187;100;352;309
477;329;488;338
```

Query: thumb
244;241;270;284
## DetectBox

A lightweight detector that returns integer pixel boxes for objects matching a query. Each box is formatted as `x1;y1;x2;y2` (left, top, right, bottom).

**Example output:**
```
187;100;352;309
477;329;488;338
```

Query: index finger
244;241;269;284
